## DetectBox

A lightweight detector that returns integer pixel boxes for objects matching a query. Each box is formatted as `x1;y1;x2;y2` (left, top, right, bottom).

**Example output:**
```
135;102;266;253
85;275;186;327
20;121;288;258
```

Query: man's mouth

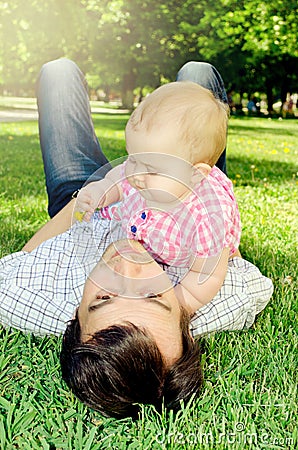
106;240;152;264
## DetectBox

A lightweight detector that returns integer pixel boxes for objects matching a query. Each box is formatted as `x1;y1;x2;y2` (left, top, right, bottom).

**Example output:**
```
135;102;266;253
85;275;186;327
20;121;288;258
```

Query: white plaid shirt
0;218;273;337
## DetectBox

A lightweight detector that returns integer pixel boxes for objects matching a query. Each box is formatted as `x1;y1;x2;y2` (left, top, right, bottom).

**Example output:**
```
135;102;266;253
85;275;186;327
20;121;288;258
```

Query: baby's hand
74;190;94;222
74;182;106;222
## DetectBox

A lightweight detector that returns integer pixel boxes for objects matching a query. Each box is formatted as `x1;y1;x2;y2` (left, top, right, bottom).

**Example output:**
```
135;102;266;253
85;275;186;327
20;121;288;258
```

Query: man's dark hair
60;307;203;419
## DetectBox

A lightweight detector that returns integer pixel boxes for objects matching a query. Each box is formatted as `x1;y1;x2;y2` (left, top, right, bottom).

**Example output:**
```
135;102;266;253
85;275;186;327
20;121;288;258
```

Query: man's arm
22;198;76;252
190;257;274;336
174;248;230;314
23;164;125;252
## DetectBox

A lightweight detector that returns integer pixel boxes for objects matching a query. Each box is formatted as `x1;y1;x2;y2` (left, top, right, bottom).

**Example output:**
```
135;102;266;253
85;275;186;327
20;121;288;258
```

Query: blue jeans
177;61;227;175
37;59;228;217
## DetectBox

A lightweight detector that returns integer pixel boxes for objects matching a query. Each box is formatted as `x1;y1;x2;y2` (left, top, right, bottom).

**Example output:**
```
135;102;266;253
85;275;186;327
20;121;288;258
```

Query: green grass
0;96;124;112
0;113;297;449
0;96;38;110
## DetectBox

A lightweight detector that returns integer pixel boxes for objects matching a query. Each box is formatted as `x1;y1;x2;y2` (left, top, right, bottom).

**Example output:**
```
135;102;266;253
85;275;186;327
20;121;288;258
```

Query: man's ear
191;163;212;185
72;306;79;320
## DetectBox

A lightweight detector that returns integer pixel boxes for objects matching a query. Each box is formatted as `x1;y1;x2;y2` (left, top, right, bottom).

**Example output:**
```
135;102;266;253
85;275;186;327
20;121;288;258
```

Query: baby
75;81;241;309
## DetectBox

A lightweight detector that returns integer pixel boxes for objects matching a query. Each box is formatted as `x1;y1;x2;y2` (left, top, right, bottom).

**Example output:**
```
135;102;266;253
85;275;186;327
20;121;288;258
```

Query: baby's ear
191;163;212;185
194;162;212;176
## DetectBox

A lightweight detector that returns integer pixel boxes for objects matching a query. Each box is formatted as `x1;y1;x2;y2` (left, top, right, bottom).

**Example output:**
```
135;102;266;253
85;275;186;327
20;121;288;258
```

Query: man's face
78;239;184;365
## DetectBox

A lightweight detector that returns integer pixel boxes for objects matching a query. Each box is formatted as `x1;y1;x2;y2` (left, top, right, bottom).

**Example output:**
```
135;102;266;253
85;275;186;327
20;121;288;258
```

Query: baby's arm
75;164;123;221
174;248;230;312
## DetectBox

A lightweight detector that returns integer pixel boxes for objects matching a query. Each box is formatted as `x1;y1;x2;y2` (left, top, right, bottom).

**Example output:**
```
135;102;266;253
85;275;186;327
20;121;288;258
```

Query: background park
0;1;297;449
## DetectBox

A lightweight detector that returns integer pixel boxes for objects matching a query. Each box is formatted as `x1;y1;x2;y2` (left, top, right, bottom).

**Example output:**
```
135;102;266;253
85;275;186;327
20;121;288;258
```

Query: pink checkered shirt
100;166;241;267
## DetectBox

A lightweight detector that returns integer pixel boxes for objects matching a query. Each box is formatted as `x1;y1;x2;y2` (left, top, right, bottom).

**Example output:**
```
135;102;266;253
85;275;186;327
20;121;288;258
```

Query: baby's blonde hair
128;81;229;166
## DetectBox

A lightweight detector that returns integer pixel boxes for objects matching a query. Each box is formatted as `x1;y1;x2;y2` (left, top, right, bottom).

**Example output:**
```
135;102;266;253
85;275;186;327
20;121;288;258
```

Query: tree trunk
266;82;274;114
103;85;110;103
121;70;136;110
280;79;288;115
137;87;144;104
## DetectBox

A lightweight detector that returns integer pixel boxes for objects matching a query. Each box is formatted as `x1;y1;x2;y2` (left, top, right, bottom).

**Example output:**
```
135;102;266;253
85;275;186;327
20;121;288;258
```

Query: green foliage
0;0;95;93
191;0;298;98
0;1;297;104
0;113;297;448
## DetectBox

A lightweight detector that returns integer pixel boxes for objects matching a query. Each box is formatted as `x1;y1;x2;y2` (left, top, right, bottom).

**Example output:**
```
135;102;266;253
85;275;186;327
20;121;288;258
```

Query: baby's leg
176;61;228;174
37;58;109;217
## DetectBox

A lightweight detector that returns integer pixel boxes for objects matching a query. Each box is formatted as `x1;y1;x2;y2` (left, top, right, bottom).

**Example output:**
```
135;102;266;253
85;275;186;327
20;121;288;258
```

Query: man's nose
112;258;144;297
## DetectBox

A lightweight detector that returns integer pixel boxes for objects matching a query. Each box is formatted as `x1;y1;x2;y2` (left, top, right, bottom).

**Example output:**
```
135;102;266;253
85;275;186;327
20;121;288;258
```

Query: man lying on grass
0;59;273;418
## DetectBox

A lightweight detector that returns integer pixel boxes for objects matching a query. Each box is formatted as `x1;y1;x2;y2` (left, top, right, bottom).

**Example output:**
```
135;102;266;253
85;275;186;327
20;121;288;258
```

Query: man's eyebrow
88;298;113;312
88;297;172;313
144;297;172;312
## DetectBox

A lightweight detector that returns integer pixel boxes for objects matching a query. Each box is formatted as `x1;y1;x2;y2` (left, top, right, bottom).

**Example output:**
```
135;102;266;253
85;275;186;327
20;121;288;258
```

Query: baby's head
126;81;229;167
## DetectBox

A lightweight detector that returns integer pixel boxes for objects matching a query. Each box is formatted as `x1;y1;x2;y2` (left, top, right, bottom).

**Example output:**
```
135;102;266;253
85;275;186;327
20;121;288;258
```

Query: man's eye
146;293;162;298
96;294;111;300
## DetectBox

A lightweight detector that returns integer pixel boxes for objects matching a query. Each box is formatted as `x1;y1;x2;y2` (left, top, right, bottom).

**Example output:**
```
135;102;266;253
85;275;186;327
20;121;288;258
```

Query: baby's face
125;124;201;206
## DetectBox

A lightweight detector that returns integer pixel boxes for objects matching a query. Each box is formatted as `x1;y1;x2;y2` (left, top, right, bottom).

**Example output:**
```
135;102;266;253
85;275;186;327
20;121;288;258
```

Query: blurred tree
0;0;92;95
191;0;298;111
85;0;193;108
0;0;297;109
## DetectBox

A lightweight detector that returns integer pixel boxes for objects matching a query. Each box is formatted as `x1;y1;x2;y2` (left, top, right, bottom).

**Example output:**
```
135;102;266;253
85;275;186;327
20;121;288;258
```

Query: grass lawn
0;112;297;449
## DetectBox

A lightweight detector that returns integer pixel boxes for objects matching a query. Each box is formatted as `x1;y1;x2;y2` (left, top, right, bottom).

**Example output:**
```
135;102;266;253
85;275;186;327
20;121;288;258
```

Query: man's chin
103;239;154;264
